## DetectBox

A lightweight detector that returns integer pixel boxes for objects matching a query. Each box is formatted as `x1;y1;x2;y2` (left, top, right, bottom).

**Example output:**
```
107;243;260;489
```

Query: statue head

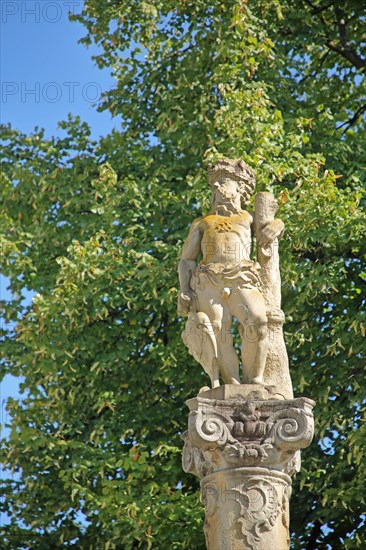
208;159;256;214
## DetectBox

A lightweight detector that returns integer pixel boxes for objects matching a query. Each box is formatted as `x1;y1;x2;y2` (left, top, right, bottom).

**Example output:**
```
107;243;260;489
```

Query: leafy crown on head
208;158;256;204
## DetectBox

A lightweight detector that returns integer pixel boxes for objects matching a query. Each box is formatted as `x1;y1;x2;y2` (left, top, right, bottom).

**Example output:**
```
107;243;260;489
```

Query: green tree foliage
1;1;365;548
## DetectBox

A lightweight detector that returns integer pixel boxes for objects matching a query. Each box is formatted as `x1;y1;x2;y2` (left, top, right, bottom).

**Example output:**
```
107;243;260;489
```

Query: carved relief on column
182;390;315;550
201;468;291;550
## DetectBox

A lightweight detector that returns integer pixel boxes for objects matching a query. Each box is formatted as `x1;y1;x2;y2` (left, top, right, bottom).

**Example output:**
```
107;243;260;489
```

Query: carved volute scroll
183;392;315;478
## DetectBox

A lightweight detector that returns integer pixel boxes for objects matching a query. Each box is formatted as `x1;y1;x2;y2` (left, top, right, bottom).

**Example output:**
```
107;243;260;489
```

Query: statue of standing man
178;159;286;390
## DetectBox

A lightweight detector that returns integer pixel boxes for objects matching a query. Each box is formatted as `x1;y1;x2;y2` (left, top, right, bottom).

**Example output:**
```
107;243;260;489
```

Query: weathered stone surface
183;391;315;478
201;468;291;550
179;160;315;549
255;192;292;397
182;390;315;550
178;158;292;398
197;383;288;401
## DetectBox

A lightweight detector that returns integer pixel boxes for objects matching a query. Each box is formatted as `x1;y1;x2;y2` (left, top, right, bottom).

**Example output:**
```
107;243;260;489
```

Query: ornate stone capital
183;388;314;478
182;388;315;549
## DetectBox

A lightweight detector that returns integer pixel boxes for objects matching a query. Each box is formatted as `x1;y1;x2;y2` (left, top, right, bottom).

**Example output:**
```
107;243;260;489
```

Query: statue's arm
252;210;284;247
178;220;202;315
257;219;284;246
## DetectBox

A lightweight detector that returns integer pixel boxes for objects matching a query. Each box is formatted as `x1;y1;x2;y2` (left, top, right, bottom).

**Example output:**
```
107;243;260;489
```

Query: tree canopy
1;1;365;548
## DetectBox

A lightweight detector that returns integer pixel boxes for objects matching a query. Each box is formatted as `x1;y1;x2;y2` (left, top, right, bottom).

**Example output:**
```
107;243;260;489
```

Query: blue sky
1;1;120;431
1;0;120;138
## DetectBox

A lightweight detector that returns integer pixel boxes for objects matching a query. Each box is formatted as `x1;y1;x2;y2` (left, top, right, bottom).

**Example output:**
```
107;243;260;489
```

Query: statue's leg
210;357;220;389
217;306;241;385
228;288;268;384
196;286;240;385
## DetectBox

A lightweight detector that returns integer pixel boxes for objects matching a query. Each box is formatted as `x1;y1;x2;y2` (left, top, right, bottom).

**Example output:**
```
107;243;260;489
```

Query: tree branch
306;519;323;550
326;38;365;69
304;0;335;16
337;103;366;132
304;1;366;69
326;7;366;69
298;49;331;85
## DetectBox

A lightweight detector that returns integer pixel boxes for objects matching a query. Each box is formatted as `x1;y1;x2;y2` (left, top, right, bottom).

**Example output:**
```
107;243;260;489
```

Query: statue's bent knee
239;320;267;343
257;321;268;340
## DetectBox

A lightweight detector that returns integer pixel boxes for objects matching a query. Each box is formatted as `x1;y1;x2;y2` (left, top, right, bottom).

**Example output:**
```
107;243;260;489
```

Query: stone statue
179;160;315;550
178;158;292;397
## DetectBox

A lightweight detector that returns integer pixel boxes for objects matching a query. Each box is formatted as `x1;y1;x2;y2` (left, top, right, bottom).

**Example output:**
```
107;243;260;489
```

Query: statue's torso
199;211;252;264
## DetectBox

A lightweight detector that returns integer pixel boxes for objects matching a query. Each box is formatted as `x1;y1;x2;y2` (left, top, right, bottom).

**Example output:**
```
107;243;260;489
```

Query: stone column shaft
183;385;315;550
202;468;291;550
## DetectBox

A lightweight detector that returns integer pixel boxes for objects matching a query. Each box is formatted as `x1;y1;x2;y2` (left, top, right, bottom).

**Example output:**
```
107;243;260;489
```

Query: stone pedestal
182;385;315;550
